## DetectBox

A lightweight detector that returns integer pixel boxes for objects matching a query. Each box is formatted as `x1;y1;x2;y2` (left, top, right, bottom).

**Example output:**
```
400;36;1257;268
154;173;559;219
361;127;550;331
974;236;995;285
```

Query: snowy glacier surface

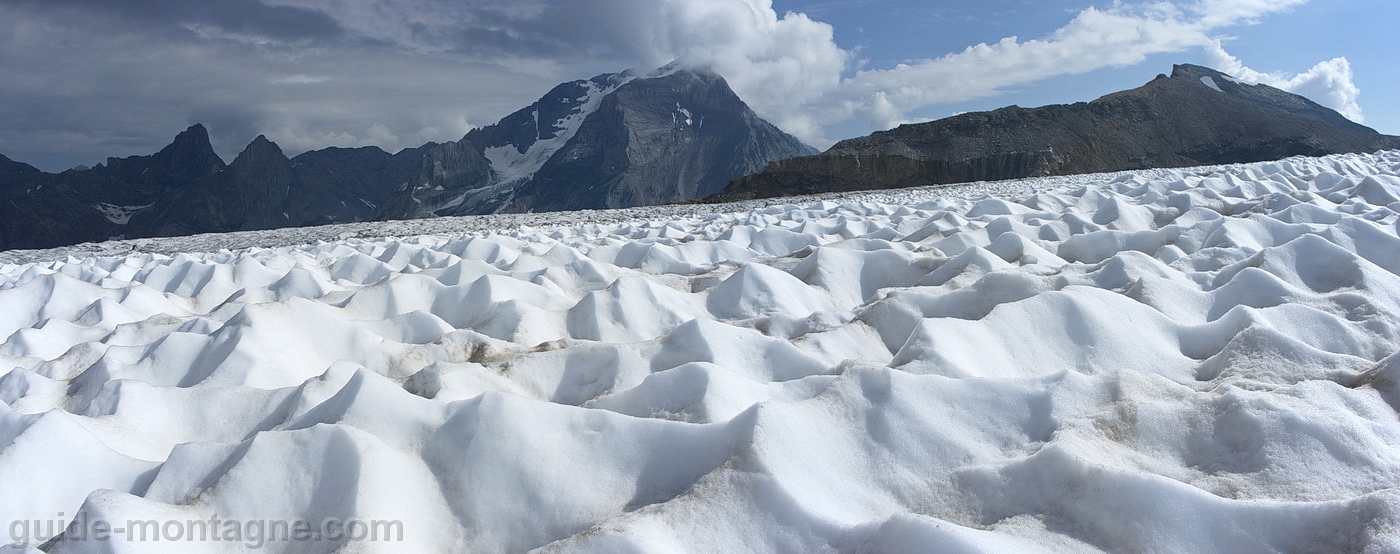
3;151;1400;552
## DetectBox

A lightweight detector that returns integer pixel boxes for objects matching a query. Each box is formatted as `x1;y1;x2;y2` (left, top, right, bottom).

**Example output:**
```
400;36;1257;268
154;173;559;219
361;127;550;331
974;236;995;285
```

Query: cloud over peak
1202;39;1363;123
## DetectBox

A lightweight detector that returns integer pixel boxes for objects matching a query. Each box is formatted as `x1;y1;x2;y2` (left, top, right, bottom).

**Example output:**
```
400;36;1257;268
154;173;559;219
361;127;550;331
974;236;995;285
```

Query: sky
1;0;1396;172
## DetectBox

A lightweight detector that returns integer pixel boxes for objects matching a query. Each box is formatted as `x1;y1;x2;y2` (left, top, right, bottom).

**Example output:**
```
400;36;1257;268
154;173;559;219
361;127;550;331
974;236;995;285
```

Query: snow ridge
2;151;1400;552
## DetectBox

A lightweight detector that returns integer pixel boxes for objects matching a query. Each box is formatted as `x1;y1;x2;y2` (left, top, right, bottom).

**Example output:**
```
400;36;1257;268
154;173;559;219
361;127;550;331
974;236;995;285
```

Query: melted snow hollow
3;152;1400;552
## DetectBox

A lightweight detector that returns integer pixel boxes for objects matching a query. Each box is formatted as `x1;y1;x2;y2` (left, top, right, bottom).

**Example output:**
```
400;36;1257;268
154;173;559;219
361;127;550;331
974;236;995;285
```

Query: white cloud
829;6;1206;131
803;0;1326;138
1202;40;1364;123
403;0;1333;147
270;74;328;85
1188;0;1307;27
262;0;851;142
623;1;849;143
134;0;1363;149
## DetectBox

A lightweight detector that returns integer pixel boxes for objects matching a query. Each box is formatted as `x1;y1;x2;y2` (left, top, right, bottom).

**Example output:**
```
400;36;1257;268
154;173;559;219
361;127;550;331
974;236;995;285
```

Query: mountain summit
0;65;813;250
714;64;1400;200
374;65;817;218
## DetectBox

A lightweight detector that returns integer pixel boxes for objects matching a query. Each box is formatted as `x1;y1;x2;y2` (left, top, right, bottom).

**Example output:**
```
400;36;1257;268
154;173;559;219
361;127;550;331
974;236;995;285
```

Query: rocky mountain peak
168;123;213;150
95;123;226;197
1169;63;1226;79
239;135;281;156
380;64;815;218
229;135;289;170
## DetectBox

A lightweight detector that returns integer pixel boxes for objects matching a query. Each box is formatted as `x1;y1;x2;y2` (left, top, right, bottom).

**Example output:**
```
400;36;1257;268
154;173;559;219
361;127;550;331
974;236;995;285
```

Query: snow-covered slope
3;151;1400;552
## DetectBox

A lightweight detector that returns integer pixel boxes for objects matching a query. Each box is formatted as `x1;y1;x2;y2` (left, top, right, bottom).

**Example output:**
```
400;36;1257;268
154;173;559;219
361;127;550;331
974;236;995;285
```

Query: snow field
1;151;1400;552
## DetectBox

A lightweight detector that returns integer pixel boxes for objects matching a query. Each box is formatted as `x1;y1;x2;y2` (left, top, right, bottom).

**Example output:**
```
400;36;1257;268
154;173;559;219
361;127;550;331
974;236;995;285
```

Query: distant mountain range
714;64;1400;201
5;63;1398;252
0;65;814;251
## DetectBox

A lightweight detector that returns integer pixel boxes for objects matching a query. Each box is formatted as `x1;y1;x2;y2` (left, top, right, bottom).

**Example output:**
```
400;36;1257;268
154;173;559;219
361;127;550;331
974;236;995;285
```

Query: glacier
2;151;1400;552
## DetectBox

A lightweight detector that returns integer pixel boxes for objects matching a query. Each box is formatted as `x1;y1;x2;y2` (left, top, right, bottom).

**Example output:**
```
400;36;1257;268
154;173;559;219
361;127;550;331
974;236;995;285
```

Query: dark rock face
715;64;1400;200
507;69;818;213
0;67;811;251
379;67;816;218
285;144;428;225
131;135;298;236
0;125;232;249
131;138;429;237
0;124;425;249
104;124;229;199
0;154;91;250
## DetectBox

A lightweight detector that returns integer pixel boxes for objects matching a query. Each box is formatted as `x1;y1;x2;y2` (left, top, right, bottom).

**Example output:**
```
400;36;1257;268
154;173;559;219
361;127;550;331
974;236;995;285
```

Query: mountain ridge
712;64;1400;201
0;66;813;250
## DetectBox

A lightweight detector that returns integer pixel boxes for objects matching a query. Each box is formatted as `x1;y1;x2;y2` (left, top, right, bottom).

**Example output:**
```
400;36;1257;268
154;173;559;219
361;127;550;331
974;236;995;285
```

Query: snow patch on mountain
484;77;633;187
91;203;153;225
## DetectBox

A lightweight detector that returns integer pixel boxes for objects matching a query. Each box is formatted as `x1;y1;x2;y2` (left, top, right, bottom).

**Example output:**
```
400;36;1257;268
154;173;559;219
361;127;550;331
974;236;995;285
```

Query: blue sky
765;0;1396;141
1;0;1395;171
774;0;1397;137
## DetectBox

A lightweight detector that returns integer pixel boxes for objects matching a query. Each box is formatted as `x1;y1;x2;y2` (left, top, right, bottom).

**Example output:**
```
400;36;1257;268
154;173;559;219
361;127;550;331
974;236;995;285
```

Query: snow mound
3;151;1400;552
